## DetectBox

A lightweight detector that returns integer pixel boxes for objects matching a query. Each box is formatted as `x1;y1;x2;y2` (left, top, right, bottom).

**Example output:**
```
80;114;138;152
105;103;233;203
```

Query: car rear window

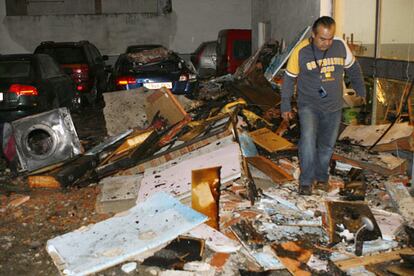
0;60;31;78
233;40;252;60
39;47;87;64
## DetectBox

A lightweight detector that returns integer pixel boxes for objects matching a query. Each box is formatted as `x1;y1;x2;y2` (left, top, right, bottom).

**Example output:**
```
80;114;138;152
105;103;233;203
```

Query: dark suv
0;54;79;123
34;41;108;104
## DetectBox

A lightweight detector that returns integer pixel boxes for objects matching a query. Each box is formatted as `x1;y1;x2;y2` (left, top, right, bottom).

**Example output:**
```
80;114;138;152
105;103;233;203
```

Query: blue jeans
298;105;342;187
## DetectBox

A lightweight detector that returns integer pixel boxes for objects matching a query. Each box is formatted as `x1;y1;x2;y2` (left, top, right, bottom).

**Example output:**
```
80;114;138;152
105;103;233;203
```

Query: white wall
335;0;376;44
171;0;251;53
0;0;26;53
251;0;320;50
0;0;252;55
381;0;414;44
335;0;414;44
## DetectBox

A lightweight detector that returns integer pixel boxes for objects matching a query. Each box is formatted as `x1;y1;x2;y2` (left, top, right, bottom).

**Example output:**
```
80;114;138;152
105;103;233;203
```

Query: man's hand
282;111;294;121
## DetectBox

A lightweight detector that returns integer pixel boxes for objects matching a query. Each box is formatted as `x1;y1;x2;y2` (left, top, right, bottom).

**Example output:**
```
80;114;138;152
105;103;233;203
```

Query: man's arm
345;61;366;98
281;73;296;119
341;37;366;98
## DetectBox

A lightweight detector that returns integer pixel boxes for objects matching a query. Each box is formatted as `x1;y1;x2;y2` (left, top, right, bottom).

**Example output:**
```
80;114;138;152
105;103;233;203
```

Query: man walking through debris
281;16;366;195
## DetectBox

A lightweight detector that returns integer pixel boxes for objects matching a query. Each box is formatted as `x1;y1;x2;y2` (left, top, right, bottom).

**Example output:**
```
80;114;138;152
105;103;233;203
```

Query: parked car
0;54;79;123
108;46;198;95
125;44;163;54
191;40;217;78
34;40;108;104
216;29;252;75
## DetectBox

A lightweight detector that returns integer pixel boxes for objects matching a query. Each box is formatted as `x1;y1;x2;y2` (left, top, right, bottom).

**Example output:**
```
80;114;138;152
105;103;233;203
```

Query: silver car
191;41;217;78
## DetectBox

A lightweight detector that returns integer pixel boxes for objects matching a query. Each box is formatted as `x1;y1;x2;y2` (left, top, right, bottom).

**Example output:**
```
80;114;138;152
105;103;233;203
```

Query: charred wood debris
1;40;414;275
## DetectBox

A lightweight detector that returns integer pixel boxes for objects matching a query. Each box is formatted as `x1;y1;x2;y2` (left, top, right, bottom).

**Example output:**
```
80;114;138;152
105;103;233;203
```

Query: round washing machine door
21;124;59;161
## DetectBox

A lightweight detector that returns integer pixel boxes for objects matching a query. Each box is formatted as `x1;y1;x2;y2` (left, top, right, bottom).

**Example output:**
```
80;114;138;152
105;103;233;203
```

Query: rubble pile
1;36;414;276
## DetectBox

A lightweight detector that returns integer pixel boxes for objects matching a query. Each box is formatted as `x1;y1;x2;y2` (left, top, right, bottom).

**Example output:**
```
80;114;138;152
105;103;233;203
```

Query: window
38;47;87;64
0;61;31;78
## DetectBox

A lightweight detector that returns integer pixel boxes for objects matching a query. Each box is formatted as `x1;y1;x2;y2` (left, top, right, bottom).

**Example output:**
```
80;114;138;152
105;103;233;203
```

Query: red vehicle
216;29;252;75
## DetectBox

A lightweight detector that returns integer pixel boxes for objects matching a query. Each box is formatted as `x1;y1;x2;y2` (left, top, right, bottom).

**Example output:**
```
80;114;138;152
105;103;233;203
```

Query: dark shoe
298;185;312;195
314;181;329;192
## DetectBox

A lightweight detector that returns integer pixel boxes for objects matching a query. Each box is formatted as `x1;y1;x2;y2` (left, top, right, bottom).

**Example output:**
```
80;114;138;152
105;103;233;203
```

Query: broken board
247;155;293;184
145;87;188;126
339;122;413;147
249;128;294;153
137;141;241;203
103;88;149;136
334;247;414;271
46;192;207;275
95;175;143;214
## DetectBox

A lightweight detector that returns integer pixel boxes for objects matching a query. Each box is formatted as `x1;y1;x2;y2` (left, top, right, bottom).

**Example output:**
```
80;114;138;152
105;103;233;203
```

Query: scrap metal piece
264;26;311;85
53;154;99;187
325;200;382;244
192;167;221;230
11;108;82;172
246;156;293;184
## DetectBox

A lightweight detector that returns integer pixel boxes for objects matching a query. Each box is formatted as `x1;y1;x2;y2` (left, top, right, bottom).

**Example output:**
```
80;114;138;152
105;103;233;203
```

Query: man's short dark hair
312;16;336;33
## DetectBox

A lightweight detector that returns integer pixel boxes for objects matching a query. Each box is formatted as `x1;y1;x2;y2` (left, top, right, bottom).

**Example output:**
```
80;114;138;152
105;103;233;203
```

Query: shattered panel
137;141;241;203
325;200;382;244
46;192;207;276
339;122;413;147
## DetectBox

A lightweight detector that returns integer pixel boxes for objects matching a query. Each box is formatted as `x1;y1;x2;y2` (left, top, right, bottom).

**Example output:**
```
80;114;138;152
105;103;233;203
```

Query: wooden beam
334;248;414;271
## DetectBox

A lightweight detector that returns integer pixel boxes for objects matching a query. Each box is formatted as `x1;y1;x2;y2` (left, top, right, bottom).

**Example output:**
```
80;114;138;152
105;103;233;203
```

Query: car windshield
42;47;87;64
118;52;182;73
0;60;31;78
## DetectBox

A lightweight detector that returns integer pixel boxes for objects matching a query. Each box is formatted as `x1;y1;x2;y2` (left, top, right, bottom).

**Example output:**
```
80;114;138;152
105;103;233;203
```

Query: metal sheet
46;192;207;276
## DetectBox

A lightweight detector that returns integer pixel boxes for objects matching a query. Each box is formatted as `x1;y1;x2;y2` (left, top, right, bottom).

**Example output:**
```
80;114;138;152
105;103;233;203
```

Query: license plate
143;82;172;89
0;93;3;101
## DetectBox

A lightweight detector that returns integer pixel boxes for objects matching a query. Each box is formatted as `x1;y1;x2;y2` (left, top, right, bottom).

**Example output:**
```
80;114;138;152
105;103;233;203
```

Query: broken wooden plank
371;136;414;152
334;248;414;271
109;116;233;176
28;175;61;189
46;192;207;275
332;153;406;176
246;155;293;184
385;182;414;227
339;122;414;147
249;128;294;153
145;87;189;126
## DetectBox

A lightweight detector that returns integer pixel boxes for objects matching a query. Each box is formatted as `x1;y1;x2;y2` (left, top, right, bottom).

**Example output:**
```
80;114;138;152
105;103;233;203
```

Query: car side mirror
102;55;109;61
